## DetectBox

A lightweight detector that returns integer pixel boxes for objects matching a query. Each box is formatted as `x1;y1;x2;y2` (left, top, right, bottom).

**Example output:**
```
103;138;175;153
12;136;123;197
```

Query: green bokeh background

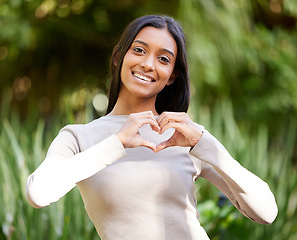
1;0;297;239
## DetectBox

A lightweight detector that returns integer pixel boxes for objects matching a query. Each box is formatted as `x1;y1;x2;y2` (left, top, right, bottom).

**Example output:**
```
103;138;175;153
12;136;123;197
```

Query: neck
108;93;158;116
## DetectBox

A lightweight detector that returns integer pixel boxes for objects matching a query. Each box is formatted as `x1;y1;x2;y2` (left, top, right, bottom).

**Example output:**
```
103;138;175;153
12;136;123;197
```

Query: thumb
140;139;157;152
155;137;175;153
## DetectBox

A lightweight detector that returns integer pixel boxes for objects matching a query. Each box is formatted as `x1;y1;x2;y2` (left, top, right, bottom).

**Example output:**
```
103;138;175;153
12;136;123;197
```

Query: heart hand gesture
115;111;203;152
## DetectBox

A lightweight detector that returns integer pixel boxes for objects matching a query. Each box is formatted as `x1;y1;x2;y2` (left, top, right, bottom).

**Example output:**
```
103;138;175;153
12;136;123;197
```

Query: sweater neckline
101;115;159;119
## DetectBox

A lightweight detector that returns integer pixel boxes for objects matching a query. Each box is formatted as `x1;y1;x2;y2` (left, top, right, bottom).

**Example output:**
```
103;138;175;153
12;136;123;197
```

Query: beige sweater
26;115;277;240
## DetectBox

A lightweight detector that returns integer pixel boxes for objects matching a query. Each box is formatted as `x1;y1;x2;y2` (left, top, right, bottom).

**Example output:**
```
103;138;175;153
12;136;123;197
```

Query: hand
116;111;160;152
156;112;203;152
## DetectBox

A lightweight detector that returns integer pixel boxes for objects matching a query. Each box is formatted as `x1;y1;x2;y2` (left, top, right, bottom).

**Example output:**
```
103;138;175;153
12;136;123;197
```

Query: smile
133;72;156;82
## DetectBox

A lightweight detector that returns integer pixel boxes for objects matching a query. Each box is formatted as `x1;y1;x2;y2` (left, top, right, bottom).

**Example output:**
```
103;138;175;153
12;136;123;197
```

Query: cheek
120;58;130;78
160;67;175;81
121;55;135;75
122;52;135;66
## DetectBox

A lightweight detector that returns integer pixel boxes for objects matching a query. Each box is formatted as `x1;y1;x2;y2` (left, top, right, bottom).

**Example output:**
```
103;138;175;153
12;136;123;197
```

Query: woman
26;15;278;239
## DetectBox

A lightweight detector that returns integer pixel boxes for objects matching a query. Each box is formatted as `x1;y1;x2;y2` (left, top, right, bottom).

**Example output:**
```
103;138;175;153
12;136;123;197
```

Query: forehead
133;26;177;56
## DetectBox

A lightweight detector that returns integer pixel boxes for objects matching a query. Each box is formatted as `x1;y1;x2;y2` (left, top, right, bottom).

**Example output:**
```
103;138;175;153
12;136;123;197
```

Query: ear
167;70;178;86
112;46;120;67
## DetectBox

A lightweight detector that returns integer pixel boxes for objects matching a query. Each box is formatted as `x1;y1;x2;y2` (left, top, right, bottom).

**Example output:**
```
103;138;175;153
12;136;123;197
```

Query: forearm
26;134;126;208
190;130;278;224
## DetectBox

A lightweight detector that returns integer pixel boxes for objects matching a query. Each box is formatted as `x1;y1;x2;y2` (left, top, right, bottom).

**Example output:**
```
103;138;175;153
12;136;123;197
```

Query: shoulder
60;116;114;136
58;116;125;151
46;116;123;157
60;117;105;132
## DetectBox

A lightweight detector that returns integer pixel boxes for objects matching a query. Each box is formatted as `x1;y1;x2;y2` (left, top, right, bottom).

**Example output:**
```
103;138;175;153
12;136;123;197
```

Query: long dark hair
105;15;190;115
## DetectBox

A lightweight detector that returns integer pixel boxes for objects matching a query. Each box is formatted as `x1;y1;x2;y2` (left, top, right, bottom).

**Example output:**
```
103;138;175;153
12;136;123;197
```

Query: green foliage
180;0;297;136
193;99;297;239
179;1;297;238
1;0;297;239
0;0;178;118
0;92;99;240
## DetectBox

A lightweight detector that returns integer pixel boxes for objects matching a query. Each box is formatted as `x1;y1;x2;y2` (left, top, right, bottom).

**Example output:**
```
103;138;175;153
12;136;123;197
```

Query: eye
158;55;170;64
133;47;145;54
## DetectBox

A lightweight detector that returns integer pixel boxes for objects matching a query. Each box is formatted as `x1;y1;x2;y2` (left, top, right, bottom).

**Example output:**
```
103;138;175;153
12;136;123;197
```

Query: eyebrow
133;40;175;58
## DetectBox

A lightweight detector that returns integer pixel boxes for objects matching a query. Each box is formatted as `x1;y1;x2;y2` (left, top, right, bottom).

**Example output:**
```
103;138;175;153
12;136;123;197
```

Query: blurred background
1;0;297;239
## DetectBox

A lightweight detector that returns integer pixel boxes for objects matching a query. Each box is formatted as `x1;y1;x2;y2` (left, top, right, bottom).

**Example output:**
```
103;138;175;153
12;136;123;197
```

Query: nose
140;56;155;71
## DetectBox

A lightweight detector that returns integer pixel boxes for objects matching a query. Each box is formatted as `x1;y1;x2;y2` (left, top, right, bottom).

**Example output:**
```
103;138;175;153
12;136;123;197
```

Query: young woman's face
119;26;177;100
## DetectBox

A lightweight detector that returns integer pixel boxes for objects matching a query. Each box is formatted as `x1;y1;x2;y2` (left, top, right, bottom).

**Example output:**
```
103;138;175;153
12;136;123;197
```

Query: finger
155;136;175;152
132;111;157;122
134;112;160;131
157;111;184;122
144;118;160;132
156;112;172;127
161;122;203;147
159;121;183;134
140;139;157;152
150;124;160;132
155;142;168;152
157;112;187;129
130;116;160;132
117;118;158;147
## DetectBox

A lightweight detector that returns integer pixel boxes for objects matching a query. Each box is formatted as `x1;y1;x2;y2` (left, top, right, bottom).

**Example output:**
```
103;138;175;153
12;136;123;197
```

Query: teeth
134;72;153;82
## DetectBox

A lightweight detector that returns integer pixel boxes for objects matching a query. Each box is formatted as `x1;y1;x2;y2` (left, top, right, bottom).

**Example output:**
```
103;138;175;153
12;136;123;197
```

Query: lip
132;71;156;83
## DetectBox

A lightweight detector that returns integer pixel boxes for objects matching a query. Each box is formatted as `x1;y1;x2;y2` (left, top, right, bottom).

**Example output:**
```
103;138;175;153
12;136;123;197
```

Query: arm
26;128;126;208
190;129;278;224
156;112;278;224
26;111;159;209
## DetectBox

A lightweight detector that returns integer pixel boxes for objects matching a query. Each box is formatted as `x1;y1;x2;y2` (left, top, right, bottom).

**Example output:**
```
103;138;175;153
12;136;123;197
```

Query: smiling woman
106;15;190;116
25;15;278;240
114;26;178;114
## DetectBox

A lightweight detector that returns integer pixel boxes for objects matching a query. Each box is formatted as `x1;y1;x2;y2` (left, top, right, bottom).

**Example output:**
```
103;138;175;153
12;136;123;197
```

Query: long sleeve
26;129;126;208
190;129;278;224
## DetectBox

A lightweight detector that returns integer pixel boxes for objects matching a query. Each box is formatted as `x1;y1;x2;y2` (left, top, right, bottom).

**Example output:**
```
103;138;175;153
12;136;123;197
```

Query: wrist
191;131;203;148
115;133;125;147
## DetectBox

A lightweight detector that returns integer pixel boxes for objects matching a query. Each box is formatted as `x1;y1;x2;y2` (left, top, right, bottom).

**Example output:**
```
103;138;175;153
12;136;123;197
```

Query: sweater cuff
189;130;234;168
